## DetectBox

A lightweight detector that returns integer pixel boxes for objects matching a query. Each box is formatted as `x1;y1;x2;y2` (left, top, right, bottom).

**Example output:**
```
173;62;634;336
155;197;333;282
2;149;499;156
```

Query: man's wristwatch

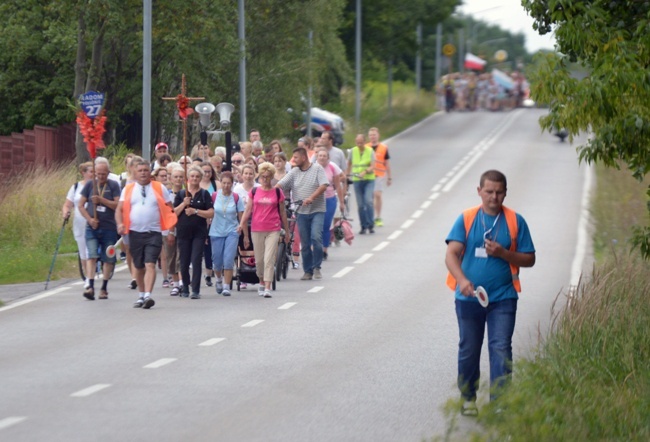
195;209;198;215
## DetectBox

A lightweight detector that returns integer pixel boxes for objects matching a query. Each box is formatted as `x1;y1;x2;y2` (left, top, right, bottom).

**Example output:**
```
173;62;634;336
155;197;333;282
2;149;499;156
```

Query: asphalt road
0;108;592;441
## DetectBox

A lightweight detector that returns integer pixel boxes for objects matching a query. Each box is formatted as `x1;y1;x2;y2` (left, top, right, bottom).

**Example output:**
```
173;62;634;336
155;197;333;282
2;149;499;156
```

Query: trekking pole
45;216;69;290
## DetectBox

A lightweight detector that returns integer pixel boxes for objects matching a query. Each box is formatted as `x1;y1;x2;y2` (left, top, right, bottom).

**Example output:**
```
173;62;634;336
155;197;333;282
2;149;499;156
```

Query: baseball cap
155;142;168;151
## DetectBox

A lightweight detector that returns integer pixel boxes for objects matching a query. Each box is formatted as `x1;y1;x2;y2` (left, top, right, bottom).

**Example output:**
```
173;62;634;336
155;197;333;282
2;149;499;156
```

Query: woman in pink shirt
239;162;290;298
316;148;345;260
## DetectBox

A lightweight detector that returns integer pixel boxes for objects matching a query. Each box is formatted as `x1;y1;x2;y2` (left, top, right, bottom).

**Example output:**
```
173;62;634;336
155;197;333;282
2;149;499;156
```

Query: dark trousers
178;234;205;294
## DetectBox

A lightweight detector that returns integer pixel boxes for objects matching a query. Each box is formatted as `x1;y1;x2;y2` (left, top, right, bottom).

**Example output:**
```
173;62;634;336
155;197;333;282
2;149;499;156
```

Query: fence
0;124;76;180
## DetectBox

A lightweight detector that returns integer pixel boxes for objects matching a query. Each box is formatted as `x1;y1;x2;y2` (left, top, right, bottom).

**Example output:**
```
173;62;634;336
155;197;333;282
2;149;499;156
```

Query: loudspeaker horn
195;102;215;128
215;102;235;126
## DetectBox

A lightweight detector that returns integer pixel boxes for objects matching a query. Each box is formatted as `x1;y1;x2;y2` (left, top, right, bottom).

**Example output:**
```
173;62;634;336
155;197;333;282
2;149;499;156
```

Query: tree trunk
387;57;393;115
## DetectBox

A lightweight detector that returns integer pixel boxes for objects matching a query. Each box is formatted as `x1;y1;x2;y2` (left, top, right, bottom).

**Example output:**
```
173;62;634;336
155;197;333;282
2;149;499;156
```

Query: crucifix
162;73;205;181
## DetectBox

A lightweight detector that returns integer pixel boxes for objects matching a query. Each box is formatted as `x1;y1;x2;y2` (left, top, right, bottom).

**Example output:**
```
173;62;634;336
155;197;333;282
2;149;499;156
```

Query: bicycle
276;200;302;281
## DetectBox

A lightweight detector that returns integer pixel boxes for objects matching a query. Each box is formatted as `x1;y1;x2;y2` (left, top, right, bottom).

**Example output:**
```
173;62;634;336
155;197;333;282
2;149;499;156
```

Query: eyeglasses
259;174;272;180
232;160;243;164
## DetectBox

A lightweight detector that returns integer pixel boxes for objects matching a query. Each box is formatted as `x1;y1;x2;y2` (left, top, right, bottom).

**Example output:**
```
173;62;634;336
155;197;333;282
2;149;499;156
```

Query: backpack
212;190;239;205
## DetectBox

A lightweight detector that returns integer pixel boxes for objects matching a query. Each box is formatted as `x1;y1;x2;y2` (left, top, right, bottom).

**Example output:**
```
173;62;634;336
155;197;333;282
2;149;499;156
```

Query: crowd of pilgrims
63;133;348;300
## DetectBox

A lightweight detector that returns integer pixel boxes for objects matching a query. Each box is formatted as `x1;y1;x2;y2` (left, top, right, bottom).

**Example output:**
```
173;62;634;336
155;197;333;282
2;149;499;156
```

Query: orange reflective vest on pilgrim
446;205;521;292
121;180;177;233
367;142;388;177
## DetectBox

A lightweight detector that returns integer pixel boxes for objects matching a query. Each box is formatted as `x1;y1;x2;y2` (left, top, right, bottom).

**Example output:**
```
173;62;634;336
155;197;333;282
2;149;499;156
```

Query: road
0;108;592;441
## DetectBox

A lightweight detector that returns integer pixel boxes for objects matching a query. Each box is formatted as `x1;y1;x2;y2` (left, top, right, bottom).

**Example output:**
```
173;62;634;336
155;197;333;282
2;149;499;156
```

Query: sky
458;0;556;53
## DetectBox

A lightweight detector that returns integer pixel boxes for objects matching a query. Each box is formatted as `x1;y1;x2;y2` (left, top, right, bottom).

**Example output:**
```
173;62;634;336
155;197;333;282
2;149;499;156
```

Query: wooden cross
162;73;205;181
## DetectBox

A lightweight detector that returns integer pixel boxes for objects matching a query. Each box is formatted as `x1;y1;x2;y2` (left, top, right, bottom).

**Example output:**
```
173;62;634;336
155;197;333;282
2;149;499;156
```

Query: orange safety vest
367;142;388;177
122;180;177;233
446;205;521;292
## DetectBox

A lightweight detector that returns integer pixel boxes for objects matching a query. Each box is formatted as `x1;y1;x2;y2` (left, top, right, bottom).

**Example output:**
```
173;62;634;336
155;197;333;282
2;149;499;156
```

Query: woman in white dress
62;162;94;285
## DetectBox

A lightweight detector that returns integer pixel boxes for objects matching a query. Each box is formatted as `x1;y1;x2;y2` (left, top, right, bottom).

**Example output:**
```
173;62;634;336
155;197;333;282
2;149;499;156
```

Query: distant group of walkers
62;128;393;307
437;71;530;113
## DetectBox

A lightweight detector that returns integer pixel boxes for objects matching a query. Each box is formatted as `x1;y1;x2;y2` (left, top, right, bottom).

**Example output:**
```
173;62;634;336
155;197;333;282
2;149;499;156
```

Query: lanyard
480;210;501;242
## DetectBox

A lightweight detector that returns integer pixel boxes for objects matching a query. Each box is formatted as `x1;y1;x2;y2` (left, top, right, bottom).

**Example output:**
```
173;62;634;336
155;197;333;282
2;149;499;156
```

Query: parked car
289;107;345;146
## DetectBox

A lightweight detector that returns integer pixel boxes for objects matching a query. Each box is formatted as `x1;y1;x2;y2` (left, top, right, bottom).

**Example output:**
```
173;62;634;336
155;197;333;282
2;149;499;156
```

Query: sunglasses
232;160;243;164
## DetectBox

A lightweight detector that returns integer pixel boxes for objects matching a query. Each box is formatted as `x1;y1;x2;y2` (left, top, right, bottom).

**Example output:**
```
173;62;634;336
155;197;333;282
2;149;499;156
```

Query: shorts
129;231;163;269
85;227;118;264
374;175;387;192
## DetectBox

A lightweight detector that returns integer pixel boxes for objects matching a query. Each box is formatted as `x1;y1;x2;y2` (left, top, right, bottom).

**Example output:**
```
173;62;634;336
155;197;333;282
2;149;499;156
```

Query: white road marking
570;165;594;286
144;358;177;369
354;253;374;264
373;241;390;251
420;201;432;209
198;338;226;346
0;286;71;313
401;219;415;229
278;302;297;310
445;171;454;178
113;264;128;273
307;286;324;293
0;417;27;430
443;110;522;193
71;281;84;286
439;177;449;184
332;267;354;278
431;184;442;192
411;210;424;219
429;192;440;200
241;319;265;328
387;230;403;240
70;384;111;397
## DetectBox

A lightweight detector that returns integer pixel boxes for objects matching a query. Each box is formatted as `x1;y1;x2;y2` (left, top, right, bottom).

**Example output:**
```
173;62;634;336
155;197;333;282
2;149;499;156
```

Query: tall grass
338;80;437;145
438;166;650;441
0;162;80;284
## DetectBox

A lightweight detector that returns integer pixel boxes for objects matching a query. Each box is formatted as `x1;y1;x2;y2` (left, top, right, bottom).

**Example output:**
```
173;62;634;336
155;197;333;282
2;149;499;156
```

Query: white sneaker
292;261;300;269
221;288;231;297
263;289;272;298
215;280;223;294
258;286;265;297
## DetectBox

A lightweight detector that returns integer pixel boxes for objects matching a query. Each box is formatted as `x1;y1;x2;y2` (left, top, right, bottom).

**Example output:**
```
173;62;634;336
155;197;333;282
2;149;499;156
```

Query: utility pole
307;30;313;139
238;0;247;142
415;22;422;93
355;0;361;128
142;0;152;161
434;23;442;85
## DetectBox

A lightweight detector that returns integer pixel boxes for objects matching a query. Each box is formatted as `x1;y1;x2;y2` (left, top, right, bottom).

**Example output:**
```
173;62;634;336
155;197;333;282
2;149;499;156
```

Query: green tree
523;0;650;258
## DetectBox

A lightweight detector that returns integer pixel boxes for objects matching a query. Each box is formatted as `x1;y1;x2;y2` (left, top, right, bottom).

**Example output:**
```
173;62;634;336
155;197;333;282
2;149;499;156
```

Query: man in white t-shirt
116;160;177;309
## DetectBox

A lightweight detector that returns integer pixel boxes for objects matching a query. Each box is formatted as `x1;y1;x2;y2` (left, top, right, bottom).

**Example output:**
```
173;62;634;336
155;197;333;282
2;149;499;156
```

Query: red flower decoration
76;110;107;159
176;94;194;120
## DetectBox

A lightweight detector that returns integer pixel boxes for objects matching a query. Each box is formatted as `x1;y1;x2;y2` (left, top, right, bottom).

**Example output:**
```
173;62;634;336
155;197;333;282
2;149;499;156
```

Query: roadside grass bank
337;80;437;146
0;163;80;284
437;164;650;441
0;146;129;286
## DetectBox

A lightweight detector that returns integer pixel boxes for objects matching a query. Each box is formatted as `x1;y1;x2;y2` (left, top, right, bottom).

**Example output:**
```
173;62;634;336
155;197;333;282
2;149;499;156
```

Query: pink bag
332;218;354;245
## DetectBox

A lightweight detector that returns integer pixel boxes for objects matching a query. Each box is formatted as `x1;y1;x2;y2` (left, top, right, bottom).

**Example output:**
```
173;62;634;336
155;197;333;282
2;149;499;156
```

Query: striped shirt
277;163;329;214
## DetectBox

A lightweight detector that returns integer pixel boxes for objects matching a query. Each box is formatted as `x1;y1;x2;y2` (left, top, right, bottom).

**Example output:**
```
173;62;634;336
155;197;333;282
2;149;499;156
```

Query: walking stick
45;216;69;290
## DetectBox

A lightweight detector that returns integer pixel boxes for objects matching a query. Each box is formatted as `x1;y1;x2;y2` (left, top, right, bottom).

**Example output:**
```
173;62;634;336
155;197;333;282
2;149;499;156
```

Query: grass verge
337;80;437;145
438;165;650;441
0;163;81;284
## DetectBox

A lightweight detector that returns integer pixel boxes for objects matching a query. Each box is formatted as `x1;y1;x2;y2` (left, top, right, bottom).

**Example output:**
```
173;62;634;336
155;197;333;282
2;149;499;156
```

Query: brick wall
0;124;76;180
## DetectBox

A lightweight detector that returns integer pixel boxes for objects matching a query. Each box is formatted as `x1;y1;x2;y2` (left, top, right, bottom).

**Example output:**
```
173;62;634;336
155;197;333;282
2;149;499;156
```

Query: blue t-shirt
446;208;535;303
209;190;245;237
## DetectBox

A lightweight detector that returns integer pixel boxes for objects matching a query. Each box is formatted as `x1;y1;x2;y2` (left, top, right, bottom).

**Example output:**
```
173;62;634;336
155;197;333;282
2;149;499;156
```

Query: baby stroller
235;246;276;291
